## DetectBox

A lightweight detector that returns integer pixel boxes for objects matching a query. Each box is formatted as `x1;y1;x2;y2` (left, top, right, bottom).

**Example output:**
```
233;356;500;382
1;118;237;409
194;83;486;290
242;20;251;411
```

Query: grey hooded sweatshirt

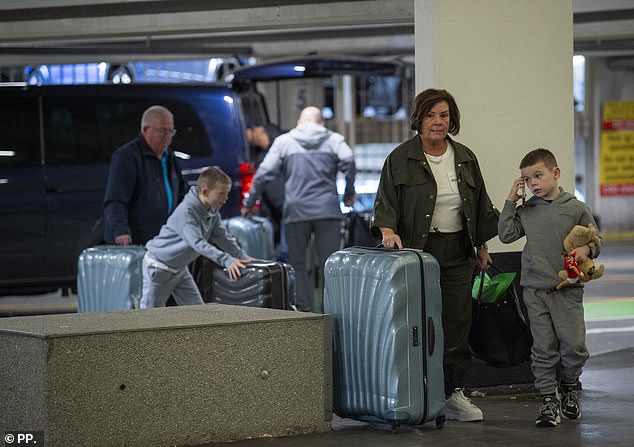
146;186;247;269
498;187;601;290
243;122;356;223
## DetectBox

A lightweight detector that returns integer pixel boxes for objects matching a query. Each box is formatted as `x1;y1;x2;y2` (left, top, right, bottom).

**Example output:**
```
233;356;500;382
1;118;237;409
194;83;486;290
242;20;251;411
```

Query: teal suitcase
324;247;446;429
77;245;145;312
222;216;275;260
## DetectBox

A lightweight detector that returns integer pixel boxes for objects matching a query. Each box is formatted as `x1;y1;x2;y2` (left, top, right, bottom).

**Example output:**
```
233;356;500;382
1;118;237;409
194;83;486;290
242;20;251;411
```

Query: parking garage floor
210;345;634;447
209;239;634;447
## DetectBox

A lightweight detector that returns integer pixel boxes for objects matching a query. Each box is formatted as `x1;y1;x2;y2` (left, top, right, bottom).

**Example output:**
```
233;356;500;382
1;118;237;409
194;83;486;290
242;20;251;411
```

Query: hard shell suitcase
77;245;146;312
223;216;275;260
205;260;296;310
324;247;446;429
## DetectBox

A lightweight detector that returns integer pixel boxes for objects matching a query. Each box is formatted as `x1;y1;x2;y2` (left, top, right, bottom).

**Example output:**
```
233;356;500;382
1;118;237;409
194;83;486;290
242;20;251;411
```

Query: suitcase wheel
435;415;445;429
391;420;400;432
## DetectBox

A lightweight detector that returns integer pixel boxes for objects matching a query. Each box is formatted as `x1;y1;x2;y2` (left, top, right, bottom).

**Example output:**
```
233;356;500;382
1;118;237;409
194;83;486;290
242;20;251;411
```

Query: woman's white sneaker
445;388;484;421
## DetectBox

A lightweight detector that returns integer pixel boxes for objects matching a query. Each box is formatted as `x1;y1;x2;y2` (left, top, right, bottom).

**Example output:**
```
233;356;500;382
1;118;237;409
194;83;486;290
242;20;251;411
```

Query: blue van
0;83;261;294
0;55;408;294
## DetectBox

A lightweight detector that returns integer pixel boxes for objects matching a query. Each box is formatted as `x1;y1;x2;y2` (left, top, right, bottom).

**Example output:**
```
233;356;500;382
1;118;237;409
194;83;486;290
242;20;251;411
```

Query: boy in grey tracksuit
242;106;356;312
498;148;601;428
141;167;252;308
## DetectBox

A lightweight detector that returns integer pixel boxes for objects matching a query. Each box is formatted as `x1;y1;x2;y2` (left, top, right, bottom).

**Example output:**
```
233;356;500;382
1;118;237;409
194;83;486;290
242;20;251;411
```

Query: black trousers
424;231;473;397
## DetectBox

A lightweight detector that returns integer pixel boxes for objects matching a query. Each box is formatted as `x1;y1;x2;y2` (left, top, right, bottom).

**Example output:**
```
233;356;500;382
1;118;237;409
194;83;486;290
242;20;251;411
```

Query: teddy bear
554;224;605;291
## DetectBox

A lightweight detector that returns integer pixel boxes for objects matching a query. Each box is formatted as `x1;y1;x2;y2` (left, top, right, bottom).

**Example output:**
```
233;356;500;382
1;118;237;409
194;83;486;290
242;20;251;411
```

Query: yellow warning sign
600;100;634;196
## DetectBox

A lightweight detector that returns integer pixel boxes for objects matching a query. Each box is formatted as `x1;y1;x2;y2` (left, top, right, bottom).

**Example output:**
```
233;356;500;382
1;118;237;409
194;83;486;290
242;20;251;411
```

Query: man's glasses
148;126;177;136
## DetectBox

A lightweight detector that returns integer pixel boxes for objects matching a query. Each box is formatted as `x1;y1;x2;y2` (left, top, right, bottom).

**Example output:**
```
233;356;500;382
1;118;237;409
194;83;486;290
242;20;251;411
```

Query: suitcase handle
428;318;436;356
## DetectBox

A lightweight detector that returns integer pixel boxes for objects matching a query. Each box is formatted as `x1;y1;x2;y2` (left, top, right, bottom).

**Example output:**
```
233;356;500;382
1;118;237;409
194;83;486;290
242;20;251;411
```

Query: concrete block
0;304;332;446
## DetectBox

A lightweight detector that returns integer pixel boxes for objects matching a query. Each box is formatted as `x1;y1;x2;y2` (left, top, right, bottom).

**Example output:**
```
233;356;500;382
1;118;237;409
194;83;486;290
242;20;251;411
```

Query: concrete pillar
415;0;574;251
335;74;356;148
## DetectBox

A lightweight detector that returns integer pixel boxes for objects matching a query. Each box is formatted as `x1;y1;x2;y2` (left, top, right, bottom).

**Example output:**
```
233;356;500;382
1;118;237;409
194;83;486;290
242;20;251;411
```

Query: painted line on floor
584;297;634;320
586;325;634;335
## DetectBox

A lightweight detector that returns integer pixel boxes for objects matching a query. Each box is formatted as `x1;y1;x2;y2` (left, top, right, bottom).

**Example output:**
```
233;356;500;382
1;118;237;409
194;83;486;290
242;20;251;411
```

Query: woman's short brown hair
409;89;460;135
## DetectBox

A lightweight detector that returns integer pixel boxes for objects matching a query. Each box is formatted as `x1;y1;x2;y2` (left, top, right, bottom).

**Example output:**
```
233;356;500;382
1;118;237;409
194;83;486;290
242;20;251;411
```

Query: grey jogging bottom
523;286;589;395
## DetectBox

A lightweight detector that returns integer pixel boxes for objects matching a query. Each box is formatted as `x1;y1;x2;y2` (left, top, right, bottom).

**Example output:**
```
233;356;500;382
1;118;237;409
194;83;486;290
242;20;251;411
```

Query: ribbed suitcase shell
324;247;445;428
223;216;275;260
77;245;146;312
206;261;295;310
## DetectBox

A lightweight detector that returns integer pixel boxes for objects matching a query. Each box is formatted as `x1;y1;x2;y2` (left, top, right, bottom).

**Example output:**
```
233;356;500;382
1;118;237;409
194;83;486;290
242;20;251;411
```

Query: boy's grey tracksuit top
243;122;356;223
498;188;601;290
146;186;247;270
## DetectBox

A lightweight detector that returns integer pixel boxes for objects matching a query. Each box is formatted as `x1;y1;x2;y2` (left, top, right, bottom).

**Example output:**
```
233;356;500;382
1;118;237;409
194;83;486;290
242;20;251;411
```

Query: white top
425;143;464;233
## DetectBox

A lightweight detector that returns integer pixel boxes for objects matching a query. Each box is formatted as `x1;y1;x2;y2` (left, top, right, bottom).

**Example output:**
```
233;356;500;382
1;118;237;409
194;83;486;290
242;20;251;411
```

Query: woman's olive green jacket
373;135;499;250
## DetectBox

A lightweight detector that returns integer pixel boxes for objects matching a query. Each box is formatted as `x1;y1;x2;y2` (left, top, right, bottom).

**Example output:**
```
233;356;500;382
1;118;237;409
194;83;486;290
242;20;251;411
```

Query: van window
0;98;40;167
42;97;211;165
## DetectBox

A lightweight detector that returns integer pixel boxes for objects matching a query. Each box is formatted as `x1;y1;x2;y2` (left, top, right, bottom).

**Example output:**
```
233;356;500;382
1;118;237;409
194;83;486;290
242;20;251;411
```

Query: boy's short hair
519;148;559;170
197;167;231;190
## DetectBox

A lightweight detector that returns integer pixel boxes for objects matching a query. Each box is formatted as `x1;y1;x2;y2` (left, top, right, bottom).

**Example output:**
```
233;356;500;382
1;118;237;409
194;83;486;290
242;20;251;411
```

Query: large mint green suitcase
77;245;145;312
222;216;275;260
324;247;446;429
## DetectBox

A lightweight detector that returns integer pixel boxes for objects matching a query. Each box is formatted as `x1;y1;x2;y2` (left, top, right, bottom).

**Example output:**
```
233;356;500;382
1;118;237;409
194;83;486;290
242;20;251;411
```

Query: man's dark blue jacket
104;136;189;245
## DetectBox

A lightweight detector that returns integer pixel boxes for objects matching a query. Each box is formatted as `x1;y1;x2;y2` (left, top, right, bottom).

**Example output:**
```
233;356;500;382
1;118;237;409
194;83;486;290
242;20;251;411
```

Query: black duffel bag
469;264;533;368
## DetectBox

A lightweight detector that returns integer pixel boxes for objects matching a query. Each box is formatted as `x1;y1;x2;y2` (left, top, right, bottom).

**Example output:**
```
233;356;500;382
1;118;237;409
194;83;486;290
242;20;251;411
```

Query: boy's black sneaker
535;395;561;427
560;384;581;419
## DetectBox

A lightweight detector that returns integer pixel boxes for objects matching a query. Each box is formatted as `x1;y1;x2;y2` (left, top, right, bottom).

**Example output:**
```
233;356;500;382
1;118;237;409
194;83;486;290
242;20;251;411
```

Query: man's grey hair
141;105;173;130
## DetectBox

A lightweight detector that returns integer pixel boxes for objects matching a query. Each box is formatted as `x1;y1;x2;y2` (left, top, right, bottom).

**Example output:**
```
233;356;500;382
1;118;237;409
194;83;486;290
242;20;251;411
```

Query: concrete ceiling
0;0;633;66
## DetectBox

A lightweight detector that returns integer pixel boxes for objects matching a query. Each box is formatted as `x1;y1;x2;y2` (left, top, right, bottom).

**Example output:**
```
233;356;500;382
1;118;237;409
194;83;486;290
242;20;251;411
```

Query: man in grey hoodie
242;106;356;312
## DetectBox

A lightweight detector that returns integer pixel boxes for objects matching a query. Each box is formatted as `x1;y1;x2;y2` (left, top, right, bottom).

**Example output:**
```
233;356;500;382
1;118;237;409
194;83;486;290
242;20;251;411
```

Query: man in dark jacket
104;105;189;245
246;123;286;258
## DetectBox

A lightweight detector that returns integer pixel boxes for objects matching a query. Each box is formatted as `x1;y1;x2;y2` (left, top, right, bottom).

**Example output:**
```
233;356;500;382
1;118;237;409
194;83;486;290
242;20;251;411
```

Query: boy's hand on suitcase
227;258;251;279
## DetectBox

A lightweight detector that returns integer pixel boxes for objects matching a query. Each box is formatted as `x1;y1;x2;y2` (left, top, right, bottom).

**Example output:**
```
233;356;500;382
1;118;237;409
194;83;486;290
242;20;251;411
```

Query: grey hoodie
146;186;247;269
498;187;601;290
244;122;356;223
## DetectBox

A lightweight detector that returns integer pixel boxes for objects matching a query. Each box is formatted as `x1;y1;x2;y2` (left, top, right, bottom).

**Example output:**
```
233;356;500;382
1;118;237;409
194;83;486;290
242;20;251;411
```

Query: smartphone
520;185;526;205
